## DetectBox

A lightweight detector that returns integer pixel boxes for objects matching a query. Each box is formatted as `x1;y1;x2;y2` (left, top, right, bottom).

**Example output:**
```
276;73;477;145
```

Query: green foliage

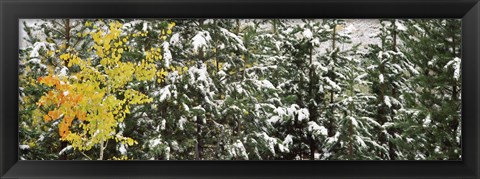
19;19;461;160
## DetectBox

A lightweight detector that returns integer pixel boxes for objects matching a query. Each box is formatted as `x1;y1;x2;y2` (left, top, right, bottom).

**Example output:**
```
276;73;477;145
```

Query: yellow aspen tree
36;21;165;160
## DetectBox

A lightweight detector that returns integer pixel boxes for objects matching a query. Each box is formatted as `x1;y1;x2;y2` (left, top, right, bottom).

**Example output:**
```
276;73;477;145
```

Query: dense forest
18;19;461;160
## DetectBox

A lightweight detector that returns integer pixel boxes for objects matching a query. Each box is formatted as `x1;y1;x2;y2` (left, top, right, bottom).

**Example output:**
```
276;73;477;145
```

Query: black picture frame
1;0;479;178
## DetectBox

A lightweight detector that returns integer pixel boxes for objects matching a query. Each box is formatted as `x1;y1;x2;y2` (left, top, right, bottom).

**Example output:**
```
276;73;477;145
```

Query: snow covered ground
19;19;381;50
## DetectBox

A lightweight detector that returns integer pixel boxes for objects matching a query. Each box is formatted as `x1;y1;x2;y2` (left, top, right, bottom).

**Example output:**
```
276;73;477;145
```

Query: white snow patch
182;103;190;111
178;117;187;130
283;135;293;147
267;116;280;124
356;136;367;149
379;74;384;83
162;42;172;67
119;144;127;155
451;57;461;80
407;65;419;75
171;141;179;151
189;64;210;84
150;138;162;148
160;119;166;130
158;85;172;102
377;51;384;59
349;116;358;128
354;73;368;83
297;108;309;121
259;132;277;155
119;122;126;130
142;22;149;31
28;58;41;64
344;24;357;34
58;66;68;76
258;80;275;89
311;38;320;46
233;140;249;159
423;115;431;127
19;144;30;150
165;147;171;160
219;28;247;51
395;21;407;31
192;31;211;52
383;122;395;128
325;77;341;91
278;143;290;153
307;121;328;136
302;29;313;39
170;33;180;45
30;42;54;58
58;145;73;155
274;107;286;116
286;104;299;117
38;134;45;142
384;96;392;108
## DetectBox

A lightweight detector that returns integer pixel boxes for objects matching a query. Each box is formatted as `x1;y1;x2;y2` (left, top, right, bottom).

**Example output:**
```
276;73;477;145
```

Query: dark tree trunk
58;19;71;160
387;22;398;160
327;26;337;138
308;46;316;160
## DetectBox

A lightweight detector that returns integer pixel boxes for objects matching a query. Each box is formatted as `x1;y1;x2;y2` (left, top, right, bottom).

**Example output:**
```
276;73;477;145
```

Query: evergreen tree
364;19;411;160
318;20;384;160
18;18;462;160
19;19;97;160
398;19;461;160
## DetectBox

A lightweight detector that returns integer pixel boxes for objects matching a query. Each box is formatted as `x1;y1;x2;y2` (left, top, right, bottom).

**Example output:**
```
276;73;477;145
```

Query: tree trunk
388;22;397;160
348;118;354;158
193;19;206;160
235;19;240;35
308;46;316;160
64;19;71;65
272;19;277;34
195;119;203;160
348;82;355;159
327;26;337;137
99;141;104;160
58;19;71;160
378;62;387;159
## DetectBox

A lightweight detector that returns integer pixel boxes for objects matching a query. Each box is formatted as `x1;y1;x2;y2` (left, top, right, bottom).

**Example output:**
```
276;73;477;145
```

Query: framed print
1;0;480;178
16;18;463;162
